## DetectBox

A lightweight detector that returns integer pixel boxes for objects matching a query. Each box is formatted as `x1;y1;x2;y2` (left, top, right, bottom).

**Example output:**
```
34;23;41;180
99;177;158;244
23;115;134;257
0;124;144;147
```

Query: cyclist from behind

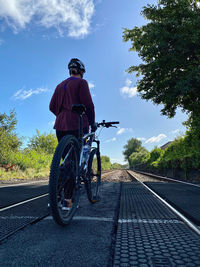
49;58;95;142
49;58;95;210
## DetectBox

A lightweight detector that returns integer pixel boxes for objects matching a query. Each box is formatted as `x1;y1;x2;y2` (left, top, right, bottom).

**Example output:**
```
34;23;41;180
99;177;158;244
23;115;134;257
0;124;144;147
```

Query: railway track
1;169;200;242
0;170;118;242
127;170;200;235
0;171;122;267
112;170;200;266
1;169;200;266
131;169;200;187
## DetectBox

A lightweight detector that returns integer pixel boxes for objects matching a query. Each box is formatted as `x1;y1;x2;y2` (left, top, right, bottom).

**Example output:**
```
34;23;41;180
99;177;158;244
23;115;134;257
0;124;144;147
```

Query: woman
49;58;95;210
49;58;95;142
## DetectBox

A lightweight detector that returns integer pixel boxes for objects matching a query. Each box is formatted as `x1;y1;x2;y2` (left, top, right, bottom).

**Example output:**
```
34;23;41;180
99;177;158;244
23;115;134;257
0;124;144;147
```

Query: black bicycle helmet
68;58;86;73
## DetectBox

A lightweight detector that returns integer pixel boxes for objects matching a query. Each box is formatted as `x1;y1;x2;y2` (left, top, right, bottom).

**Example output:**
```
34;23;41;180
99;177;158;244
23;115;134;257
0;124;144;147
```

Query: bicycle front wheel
49;135;80;226
85;148;101;203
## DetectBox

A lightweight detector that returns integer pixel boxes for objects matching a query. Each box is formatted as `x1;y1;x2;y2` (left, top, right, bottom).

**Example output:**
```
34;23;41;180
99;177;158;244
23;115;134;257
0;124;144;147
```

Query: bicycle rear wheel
49;135;80;226
85;148;101;203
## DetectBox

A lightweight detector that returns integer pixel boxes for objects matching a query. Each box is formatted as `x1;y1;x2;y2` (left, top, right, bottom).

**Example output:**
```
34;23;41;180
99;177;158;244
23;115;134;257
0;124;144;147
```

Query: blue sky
0;0;187;164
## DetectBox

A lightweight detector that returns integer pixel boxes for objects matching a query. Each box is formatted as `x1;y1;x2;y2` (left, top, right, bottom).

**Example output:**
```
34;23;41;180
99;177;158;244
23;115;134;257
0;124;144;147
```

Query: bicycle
49;104;119;226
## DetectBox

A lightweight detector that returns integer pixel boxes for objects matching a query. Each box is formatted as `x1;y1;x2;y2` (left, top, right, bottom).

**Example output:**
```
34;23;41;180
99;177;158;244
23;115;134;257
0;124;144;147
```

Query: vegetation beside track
123;126;200;180
123;1;200;181
0;110;124;181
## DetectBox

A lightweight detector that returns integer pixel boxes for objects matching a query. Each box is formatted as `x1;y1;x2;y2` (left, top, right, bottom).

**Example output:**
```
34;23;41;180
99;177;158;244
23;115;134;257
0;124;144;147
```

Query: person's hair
69;68;84;78
68;58;85;78
69;68;79;76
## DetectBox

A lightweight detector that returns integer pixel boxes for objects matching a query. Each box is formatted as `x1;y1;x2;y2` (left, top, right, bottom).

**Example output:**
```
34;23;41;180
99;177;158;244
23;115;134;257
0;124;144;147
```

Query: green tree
123;0;200;119
129;147;149;168
149;147;163;162
28;130;58;154
101;156;112;170
0;110;22;163
123;138;142;163
148;147;163;165
0;109;17;133
111;163;123;169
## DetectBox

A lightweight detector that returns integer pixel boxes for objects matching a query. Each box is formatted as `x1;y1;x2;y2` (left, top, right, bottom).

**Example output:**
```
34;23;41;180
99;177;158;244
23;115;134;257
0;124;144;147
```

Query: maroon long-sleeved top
49;77;95;131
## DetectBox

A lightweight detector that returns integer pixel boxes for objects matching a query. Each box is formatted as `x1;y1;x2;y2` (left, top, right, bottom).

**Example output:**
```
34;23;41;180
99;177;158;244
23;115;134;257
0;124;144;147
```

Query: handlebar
97;120;119;128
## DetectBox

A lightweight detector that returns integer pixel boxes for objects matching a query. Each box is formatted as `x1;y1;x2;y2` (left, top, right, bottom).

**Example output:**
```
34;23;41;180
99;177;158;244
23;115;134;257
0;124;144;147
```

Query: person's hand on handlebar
91;122;98;132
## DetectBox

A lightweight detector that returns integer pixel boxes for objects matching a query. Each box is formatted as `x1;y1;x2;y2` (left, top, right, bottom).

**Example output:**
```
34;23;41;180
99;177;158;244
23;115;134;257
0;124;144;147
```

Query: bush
147;130;200;172
101;156;112;170
0;110;55;179
3;149;52;171
111;163;123;169
0;110;22;164
28;130;58;154
129;147;149;168
129;124;200;173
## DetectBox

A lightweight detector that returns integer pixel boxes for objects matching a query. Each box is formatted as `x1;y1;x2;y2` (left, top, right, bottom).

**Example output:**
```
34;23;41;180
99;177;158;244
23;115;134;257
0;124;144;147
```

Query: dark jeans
56;128;88;143
56;129;88;200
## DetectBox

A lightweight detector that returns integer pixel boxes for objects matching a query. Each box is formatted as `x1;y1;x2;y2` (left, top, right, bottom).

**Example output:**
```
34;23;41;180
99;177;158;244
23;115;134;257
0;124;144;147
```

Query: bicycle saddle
72;104;86;115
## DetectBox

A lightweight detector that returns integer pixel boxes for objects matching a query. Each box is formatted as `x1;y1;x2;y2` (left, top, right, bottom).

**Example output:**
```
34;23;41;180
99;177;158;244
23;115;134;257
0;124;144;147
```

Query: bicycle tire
49;135;80;226
85;147;101;203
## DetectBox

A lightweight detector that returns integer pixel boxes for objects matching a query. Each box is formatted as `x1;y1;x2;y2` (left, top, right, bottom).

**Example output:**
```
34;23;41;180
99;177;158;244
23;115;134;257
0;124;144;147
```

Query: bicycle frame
79;132;96;172
49;103;118;226
61;120;98;174
61;106;116;177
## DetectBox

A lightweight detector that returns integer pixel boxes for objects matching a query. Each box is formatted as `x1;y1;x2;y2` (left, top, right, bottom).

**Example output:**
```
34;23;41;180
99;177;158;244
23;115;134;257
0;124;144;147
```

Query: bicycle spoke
49;135;80;226
85;148;101;203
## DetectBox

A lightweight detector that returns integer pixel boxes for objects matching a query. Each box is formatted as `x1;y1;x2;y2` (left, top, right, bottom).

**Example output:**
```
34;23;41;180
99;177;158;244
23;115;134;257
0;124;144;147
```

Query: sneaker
62;199;72;211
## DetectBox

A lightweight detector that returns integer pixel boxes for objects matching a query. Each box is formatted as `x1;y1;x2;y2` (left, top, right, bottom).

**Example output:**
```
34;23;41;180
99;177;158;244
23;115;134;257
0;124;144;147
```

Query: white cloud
105;137;116;143
120;79;137;98
110;158;126;165
0;0;95;38
117;128;133;135
89;82;95;89
145;134;167;144
13;87;49;100
117;128;125;135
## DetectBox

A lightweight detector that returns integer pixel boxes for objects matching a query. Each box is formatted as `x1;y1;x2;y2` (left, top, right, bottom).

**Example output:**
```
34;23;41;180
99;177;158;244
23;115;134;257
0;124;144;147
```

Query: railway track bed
0;171;123;266
0;170;200;266
113;170;200;266
0;170;119;243
130;170;200;227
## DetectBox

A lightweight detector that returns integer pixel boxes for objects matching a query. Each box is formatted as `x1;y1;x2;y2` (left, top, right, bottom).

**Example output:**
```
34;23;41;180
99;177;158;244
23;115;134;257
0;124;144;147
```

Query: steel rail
0;180;48;188
132;169;200;188
127;170;200;237
0;170;116;189
0;170;119;242
0;193;49;212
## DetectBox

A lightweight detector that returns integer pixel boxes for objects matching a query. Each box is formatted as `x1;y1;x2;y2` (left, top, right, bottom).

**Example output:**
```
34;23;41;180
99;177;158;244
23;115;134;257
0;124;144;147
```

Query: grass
0;167;49;181
0;150;122;182
0;149;52;181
